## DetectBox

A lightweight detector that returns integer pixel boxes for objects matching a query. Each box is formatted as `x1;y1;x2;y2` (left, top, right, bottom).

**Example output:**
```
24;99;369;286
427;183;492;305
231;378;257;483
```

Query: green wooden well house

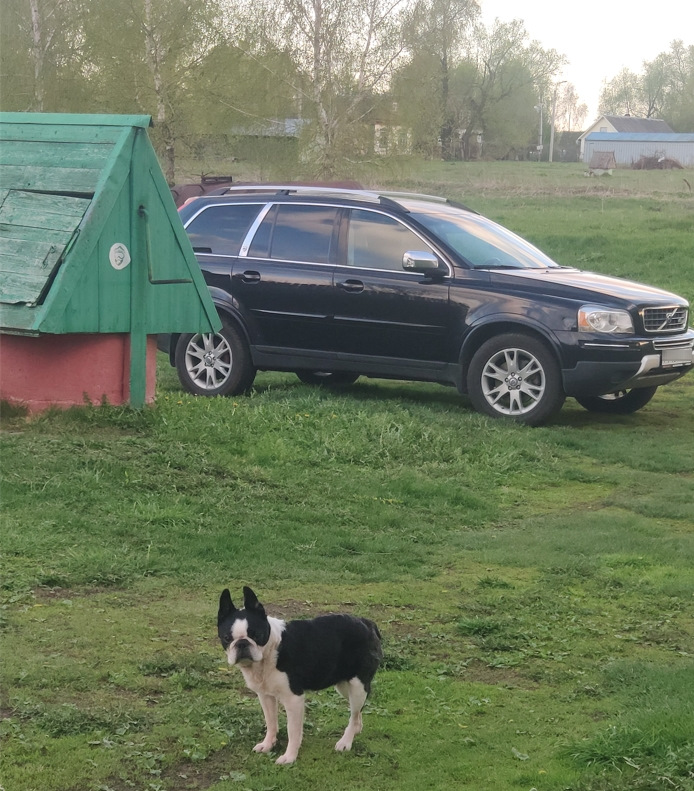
0;112;220;410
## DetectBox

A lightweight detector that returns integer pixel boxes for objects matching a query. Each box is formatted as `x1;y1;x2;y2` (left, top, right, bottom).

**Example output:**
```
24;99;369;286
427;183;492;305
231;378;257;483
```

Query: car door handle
240;270;261;283
337;279;364;293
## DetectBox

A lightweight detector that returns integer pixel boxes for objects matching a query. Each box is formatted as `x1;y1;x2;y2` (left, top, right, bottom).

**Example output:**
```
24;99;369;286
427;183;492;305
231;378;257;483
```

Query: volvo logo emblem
658;308;680;331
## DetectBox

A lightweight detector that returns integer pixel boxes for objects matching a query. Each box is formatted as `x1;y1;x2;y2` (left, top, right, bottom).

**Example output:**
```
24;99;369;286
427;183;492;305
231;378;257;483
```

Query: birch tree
242;0;412;174
80;0;222;182
554;83;588;131
0;0;84;111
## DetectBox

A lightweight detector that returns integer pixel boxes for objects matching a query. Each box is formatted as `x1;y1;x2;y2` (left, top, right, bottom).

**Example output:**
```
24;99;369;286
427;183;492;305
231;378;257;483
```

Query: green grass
2;160;694;791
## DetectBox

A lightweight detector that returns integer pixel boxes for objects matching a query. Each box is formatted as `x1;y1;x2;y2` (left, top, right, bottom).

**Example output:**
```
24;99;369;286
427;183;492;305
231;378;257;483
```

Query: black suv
162;186;693;425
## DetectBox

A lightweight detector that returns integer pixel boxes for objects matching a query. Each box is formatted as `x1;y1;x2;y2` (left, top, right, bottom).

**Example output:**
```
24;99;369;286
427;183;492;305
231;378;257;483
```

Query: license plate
661;346;693;367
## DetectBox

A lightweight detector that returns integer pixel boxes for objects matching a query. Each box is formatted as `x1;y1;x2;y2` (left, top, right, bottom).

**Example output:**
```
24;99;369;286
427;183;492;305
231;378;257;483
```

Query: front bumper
561;332;694;397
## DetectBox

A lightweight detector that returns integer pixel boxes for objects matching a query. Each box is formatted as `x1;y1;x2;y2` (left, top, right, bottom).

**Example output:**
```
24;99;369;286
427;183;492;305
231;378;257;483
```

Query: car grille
653;338;692;350
641;306;688;333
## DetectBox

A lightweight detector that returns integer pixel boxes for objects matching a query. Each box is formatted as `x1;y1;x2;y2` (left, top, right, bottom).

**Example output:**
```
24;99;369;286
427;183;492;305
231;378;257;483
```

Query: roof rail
378;190;478;213
202;184;477;213
377;190;448;203
213;184;384;202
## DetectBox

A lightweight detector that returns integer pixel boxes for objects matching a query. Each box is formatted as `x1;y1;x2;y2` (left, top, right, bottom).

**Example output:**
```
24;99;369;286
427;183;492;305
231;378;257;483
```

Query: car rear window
248;204;338;264
185;203;262;255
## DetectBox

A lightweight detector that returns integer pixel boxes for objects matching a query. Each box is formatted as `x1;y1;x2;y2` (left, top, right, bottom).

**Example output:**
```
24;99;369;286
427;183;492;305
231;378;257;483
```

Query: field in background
1;160;693;791
177;156;694;200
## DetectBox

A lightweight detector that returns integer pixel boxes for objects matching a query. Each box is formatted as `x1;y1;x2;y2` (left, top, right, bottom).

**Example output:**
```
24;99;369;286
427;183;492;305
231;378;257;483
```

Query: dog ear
218;589;235;624
243;586;265;614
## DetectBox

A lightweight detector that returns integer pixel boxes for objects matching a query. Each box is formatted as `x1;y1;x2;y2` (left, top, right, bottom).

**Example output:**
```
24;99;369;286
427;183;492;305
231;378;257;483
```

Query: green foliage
599;41;694;132
569;663;694;790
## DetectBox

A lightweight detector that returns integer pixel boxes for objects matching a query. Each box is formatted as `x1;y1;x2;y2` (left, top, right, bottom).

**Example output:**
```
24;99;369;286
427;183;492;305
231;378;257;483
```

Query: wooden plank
0;140;114;170
0;191;88;304
0;229;72;262
0;190;91;232
0;113;151;135
0;238;63;304
0;124;124;145
0;191;89;232
0;164;101;194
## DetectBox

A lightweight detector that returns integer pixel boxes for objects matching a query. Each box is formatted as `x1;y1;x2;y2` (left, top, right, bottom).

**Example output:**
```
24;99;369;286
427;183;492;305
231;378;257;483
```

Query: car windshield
406;202;561;270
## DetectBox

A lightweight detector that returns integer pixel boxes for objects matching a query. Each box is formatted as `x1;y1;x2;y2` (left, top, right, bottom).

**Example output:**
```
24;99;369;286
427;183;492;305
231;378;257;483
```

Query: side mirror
402;250;441;273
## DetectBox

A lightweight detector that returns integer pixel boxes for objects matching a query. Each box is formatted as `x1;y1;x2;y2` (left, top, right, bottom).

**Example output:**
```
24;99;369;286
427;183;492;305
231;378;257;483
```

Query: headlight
578;305;634;334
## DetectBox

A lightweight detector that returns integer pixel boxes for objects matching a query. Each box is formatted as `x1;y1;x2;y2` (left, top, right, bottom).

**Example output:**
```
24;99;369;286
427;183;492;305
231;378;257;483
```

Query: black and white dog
217;586;382;764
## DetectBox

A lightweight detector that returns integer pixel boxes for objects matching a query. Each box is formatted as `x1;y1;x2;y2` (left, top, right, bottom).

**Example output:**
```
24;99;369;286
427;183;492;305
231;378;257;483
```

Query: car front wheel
575;386;657;414
467;333;565;426
175;323;256;396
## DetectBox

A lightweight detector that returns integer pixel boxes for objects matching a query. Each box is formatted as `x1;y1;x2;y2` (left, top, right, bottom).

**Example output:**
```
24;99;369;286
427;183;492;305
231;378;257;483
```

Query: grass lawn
1;161;693;791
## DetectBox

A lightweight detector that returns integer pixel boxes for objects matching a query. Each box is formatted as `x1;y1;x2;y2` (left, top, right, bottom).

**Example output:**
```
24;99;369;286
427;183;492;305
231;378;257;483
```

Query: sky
479;0;694;125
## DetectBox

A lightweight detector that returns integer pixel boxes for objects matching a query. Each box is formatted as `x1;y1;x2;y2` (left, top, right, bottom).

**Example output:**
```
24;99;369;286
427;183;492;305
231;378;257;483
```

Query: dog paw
275;753;297;765
334;738;353;752
253;740;275;753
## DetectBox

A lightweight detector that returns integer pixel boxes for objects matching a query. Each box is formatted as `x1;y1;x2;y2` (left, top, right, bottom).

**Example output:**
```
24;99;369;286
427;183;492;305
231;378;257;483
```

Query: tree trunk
144;0;176;183
29;0;45;111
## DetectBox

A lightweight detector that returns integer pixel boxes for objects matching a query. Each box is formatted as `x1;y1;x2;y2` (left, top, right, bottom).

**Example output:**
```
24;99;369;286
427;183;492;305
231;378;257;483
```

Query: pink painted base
0;334;157;413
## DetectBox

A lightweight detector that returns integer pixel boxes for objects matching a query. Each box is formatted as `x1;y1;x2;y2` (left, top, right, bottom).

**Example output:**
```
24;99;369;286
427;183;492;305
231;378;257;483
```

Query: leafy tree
401;0;480;158
600;67;651;117
554;83;588;132
184;42;299;136
0;0;87;111
481;61;538;158
240;0;412;175
660;41;694;131
458;19;565;159
599;41;694;130
78;0;223;182
391;51;448;156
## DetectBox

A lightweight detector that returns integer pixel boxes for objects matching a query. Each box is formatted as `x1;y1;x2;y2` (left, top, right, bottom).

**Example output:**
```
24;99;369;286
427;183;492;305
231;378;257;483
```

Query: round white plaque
109;243;131;270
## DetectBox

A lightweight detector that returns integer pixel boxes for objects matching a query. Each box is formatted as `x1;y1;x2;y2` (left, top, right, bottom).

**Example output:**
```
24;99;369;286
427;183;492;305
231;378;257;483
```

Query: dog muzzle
231;638;258;666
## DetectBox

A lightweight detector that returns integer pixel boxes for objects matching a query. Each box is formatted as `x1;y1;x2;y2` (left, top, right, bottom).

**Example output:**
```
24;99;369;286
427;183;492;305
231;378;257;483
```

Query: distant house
373;123;412;155
227;118;309;164
229;118;308;140
577;115;674;161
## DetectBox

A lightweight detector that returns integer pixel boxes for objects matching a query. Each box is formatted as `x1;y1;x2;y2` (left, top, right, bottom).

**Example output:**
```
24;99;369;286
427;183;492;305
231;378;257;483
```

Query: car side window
185;204;262;255
346;209;436;271
248;204;338;264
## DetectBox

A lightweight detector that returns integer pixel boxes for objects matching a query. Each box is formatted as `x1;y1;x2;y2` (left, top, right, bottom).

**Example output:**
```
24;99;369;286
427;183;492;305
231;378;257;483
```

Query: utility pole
549;81;567;163
534;101;543;160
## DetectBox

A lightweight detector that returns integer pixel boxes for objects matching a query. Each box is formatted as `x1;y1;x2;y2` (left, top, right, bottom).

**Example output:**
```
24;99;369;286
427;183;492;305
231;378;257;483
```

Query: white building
577;115;674;162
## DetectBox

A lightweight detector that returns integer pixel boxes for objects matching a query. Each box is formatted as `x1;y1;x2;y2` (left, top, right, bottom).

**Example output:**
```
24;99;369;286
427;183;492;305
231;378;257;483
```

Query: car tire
296;371;360;386
175;323;256;396
467;333;565;426
575;386;657;414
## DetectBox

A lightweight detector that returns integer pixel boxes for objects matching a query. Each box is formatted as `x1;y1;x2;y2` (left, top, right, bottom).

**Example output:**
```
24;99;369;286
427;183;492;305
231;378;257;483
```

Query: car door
331;207;452;364
183;201;264;293
231;202;340;353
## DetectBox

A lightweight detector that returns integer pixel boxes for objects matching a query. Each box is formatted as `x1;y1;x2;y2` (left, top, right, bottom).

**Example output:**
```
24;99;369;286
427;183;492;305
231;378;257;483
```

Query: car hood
492;268;687;306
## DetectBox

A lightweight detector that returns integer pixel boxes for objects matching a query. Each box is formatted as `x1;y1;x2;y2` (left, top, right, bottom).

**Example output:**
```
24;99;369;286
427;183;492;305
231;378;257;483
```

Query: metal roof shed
0;112;221;410
583;132;694;167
